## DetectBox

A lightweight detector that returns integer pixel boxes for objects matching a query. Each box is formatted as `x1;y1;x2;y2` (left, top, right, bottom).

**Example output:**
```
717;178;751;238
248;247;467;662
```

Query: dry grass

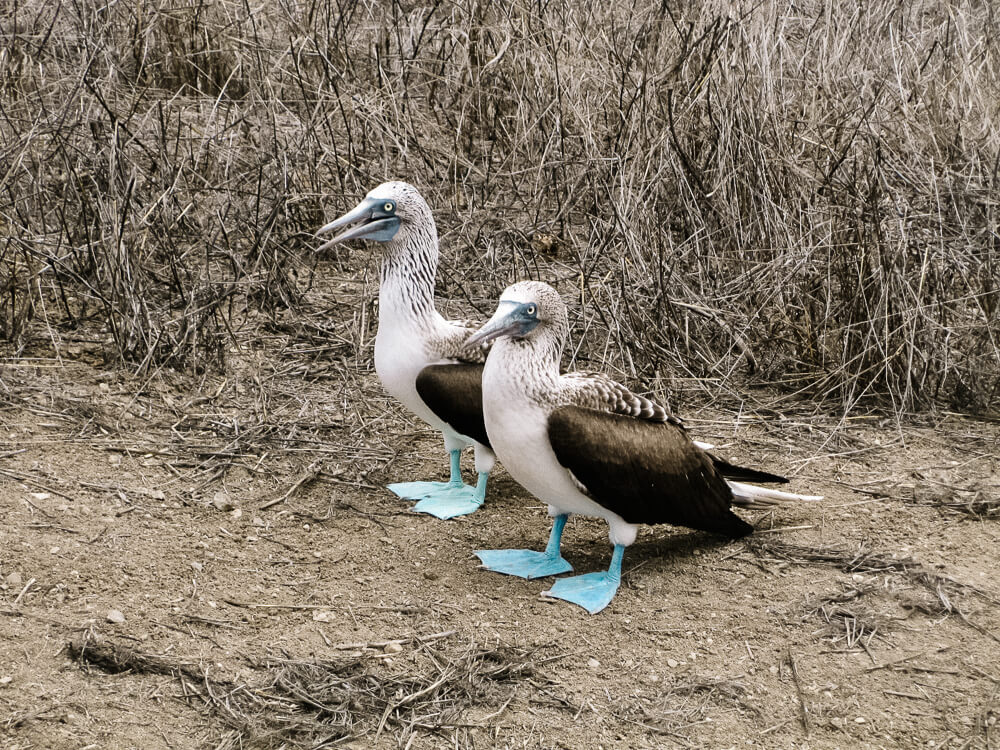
67;630;555;748
2;0;998;415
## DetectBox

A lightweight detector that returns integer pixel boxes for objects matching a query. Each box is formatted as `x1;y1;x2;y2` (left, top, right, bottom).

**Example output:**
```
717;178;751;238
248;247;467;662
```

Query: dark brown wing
547;406;752;538
564;373;787;484
416;364;491;448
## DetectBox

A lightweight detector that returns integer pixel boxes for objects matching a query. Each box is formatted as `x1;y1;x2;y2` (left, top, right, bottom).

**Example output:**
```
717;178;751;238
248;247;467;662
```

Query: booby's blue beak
466;301;540;347
316;196;401;251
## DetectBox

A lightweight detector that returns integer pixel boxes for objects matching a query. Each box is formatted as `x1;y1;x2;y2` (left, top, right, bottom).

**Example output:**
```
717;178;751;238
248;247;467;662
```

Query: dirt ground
2;276;999;749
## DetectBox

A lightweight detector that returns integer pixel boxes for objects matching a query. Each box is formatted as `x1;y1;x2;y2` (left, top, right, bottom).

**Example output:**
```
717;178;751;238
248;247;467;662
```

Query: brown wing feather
416;364;491;448
547;406;752;538
564;374;787;484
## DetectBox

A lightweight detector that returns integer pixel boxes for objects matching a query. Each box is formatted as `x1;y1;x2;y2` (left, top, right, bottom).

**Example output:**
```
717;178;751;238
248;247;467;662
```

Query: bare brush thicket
2;0;997;414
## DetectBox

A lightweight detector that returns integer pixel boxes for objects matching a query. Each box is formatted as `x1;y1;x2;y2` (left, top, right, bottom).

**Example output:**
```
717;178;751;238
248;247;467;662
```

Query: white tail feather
728;480;824;508
693;440;714;451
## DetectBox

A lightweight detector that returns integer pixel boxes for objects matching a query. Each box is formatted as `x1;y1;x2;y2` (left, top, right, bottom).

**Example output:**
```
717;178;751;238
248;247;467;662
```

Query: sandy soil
2;309;999;749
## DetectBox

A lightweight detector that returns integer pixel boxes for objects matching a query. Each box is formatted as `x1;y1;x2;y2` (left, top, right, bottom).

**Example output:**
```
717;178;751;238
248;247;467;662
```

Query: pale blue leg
387;449;463;500
475;514;573;579
544;544;624;614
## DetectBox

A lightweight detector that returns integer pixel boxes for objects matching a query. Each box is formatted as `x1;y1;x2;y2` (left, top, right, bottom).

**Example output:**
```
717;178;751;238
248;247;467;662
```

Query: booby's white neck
482;335;561;406
377;227;440;329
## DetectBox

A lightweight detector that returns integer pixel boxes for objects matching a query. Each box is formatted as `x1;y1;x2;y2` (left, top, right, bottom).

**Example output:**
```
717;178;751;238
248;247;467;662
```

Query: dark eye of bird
526;305;536;315
384;202;394;212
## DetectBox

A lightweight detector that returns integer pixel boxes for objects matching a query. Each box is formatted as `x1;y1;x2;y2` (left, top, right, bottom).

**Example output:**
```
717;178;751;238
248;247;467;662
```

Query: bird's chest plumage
482;356;601;515
374;315;449;432
375;323;427;403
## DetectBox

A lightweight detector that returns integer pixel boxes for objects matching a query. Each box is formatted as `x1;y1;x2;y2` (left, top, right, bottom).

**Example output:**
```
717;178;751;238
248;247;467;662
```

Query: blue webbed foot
387;480;451;501
544;571;620;614
475;549;573;579
412;482;484;519
388;451;489;519
543;544;625;614
475;514;572;578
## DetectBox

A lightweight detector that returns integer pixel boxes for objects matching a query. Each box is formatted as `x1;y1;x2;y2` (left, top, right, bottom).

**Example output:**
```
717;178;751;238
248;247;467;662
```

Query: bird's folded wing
547;406;752;537
563;374;787;484
416;363;491;447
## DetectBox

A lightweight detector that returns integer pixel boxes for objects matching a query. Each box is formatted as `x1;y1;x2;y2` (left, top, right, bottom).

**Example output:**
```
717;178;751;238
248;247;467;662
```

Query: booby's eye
383;202;395;212
525;304;537;316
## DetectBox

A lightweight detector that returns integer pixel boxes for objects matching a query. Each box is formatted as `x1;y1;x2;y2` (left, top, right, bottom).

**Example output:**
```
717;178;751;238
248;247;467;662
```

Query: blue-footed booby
315;182;495;519
467;281;822;613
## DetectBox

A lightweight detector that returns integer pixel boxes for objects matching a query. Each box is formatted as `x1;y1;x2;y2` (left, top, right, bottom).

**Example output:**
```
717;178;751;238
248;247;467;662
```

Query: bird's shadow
563;530;738;572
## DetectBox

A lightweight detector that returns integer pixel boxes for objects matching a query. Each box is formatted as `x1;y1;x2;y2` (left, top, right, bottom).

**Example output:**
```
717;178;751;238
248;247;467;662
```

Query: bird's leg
472;471;488;504
386;451;469;508
474;514;574;579
543;544;625;614
446;449;463;488
544;513;568;558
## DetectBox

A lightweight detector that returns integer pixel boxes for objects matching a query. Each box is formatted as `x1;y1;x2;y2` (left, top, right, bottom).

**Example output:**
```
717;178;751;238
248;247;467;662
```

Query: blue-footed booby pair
316;182;494;519
467;281;822;614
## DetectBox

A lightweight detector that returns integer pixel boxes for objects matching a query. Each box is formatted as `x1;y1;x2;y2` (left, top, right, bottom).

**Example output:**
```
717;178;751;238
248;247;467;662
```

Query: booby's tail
728;480;823;508
709;455;788;485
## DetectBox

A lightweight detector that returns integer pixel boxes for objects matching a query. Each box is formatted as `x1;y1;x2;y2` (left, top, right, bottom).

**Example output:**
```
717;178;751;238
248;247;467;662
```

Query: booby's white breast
375;298;472;446
481;352;637;544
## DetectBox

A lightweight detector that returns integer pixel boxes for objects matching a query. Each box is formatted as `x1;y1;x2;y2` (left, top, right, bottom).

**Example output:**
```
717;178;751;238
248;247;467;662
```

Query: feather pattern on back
562;372;680;424
560;374;786;484
432;323;488;365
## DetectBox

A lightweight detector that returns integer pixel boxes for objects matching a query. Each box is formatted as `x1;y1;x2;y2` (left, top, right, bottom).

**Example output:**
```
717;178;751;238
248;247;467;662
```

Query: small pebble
587;658;600;669
6;572;23;586
855;716;866;724
212;492;234;512
106;609;126;624
666;658;679;668
383;642;403;654
230;508;243;521
252;517;265;527
191;561;203;572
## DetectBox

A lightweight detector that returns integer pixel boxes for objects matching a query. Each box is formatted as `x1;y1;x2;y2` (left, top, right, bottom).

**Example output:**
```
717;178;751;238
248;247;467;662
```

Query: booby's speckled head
467;281;567;348
316;181;433;251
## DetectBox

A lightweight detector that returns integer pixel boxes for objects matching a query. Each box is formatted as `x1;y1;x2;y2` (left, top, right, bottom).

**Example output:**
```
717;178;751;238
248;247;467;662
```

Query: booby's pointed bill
466;301;540;347
316;196;400;251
